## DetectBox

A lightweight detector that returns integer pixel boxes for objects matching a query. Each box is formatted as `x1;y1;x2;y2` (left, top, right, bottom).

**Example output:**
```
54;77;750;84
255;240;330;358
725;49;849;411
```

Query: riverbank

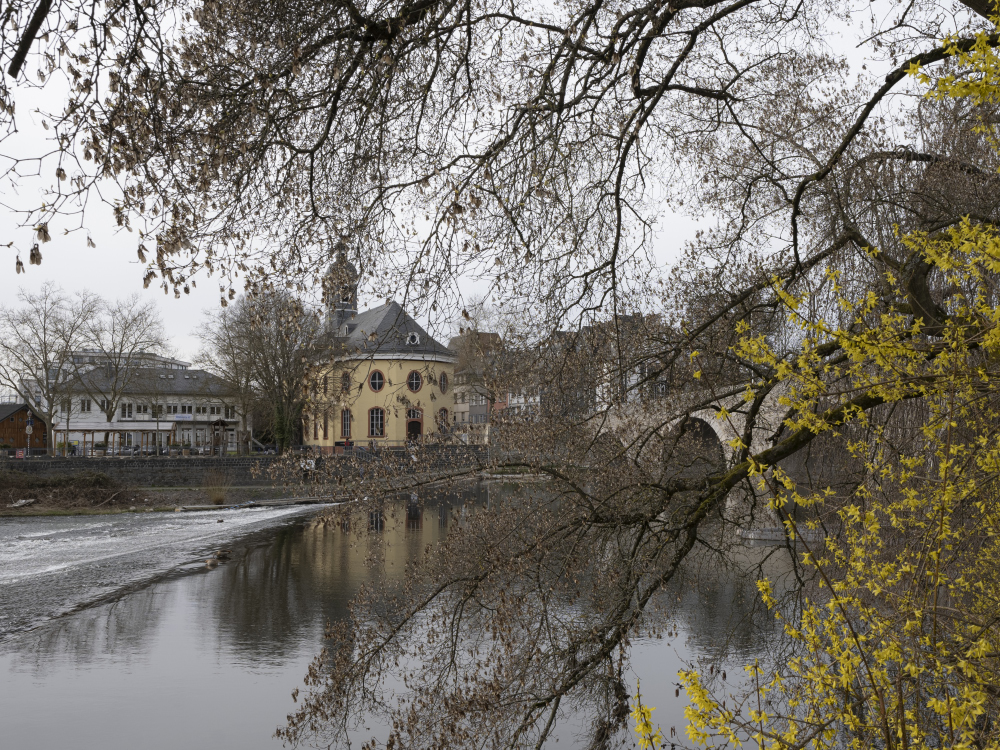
0;482;296;517
1;463;545;517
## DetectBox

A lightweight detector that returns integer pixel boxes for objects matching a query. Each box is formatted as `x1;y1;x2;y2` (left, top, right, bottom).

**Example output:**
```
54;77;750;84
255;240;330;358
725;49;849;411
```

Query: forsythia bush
667;25;1000;750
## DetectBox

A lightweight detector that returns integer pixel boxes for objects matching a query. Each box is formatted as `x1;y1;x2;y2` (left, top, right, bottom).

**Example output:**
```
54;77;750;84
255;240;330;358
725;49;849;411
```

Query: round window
369;371;384;392
407;371;423;393
439;372;449;394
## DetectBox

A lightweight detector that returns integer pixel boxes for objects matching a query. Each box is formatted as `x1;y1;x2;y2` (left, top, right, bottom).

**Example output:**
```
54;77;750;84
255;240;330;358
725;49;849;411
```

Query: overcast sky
2;210;211;362
2;203;697;363
0;117;696;364
0;4;940;372
0;54;704;364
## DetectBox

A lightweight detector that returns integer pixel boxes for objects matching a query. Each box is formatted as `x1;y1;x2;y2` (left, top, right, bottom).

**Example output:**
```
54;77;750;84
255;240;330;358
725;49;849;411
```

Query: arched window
341;409;351;438
439;372;449;394
406;408;422;420
369;371;384;392
369;408;385;437
407;370;423;392
341;373;351;392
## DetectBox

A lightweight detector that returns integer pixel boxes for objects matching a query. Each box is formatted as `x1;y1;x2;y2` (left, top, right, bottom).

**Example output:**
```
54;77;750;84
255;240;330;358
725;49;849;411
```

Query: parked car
108;446;142;456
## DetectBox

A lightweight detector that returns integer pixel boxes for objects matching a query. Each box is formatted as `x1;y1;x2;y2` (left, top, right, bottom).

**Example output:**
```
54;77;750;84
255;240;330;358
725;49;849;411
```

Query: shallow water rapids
0;505;324;639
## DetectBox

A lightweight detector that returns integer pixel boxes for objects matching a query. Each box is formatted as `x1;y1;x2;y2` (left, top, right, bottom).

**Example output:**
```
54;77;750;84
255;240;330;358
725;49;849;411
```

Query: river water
0;481;789;749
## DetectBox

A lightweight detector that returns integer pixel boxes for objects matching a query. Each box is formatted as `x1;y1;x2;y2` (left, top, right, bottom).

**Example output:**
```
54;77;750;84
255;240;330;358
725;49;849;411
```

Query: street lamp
25;413;33;458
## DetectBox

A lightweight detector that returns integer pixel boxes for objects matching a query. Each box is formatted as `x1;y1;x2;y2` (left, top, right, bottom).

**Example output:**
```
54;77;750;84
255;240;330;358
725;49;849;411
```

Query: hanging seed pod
29;243;41;265
35;224;51;243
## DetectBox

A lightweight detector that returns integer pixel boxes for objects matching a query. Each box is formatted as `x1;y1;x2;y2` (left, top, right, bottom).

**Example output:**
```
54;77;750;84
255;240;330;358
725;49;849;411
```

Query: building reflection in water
202;485;494;665
0;480;792;676
0;478;802;750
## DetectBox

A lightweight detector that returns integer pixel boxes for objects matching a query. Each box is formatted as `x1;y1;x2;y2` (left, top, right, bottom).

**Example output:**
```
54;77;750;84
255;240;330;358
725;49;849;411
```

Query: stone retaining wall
0;456;284;487
0;446;491;488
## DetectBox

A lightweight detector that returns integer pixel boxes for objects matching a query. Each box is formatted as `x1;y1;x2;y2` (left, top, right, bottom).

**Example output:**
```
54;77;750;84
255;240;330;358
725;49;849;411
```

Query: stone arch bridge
602;385;851;530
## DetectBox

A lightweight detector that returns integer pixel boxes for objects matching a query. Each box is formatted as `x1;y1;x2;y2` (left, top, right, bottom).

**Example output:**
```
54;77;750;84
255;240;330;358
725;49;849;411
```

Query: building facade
449;367;493;427
52;360;242;454
446;331;506;444
304;251;457;452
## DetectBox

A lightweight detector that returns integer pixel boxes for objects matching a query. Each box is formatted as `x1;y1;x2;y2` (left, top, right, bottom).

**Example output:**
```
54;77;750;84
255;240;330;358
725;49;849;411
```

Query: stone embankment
0;445;492;489
1;456;283;487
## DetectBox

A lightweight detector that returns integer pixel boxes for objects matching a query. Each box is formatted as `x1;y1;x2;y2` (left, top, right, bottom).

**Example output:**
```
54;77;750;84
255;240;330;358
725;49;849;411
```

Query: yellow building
304;251;457;452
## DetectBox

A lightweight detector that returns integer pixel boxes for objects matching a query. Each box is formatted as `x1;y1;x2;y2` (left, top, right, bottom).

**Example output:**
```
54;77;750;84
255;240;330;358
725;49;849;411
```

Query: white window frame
369;408;385;437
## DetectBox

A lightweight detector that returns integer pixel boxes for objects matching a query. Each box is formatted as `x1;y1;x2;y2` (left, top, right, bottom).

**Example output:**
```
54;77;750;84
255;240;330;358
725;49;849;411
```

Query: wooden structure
0;403;48;452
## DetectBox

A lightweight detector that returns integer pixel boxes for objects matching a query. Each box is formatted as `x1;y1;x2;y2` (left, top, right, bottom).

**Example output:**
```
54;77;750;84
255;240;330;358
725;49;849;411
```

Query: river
0;481;788;749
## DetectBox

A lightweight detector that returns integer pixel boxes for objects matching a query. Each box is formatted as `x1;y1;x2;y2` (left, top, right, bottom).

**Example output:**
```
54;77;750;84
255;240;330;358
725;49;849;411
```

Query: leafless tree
0;282;92;454
68;293;168;444
0;0;991;303
200;291;321;453
196;305;262;453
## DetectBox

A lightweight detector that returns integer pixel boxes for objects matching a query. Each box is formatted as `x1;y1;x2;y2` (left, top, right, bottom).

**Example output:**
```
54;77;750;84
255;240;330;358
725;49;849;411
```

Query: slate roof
69;367;235;398
328;301;455;361
0;403;36;422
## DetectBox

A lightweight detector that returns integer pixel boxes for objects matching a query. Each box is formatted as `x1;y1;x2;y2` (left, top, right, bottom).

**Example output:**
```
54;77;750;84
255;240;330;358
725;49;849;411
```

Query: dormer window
406;332;420;346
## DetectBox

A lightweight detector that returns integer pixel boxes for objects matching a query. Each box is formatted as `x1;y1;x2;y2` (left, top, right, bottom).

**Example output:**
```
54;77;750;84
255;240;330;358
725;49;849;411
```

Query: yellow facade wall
304;357;455;449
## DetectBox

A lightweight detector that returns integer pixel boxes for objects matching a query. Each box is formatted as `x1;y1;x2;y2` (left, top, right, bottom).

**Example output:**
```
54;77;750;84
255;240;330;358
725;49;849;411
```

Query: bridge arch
662;415;727;480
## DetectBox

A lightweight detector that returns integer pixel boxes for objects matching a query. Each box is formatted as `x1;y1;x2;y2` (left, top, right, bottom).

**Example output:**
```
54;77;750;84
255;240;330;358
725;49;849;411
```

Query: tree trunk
958;0;993;19
44;415;55;456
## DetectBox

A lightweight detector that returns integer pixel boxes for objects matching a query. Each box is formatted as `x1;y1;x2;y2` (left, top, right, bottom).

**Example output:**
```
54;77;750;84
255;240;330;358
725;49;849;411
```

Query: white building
50;356;242;455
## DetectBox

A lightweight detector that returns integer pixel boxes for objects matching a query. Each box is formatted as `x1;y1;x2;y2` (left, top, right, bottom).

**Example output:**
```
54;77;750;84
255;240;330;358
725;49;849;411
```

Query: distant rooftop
70;350;190;370
69;367;233;397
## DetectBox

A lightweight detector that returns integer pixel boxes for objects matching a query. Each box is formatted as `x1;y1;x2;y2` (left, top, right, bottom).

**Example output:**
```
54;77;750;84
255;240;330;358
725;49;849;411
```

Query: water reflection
667;546;793;659
5;586;167;678
0;480;793;750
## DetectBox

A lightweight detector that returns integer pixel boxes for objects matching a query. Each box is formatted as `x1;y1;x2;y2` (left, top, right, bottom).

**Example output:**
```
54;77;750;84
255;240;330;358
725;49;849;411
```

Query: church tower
324;243;359;333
